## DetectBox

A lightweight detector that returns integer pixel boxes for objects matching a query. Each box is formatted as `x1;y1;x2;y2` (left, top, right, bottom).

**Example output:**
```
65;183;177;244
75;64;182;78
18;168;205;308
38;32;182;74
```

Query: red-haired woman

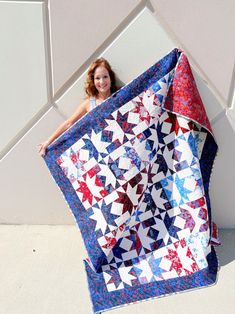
38;58;118;157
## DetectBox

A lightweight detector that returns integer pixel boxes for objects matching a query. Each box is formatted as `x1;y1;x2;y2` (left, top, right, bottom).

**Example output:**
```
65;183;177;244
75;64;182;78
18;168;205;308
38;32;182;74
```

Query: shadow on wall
192;67;235;230
116;77;125;92
210;112;235;229
216;229;235;266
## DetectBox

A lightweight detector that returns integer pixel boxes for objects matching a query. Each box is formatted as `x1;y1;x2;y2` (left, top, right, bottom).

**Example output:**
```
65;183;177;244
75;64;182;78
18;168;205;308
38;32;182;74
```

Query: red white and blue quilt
44;48;219;313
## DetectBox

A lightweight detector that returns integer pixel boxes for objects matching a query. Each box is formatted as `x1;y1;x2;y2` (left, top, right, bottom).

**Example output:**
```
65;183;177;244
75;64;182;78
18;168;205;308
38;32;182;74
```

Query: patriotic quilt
44;48;219;313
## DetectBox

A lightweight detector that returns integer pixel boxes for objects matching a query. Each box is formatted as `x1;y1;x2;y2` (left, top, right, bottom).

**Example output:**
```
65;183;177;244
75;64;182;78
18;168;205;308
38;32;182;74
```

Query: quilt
44;48;219;313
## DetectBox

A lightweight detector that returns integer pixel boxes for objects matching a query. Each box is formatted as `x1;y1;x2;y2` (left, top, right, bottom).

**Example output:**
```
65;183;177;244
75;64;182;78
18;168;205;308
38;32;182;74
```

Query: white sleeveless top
89;97;97;111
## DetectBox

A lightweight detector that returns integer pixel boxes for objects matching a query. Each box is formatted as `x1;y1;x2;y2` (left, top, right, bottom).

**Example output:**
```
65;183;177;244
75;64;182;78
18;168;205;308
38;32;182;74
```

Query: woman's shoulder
81;96;96;103
79;97;91;111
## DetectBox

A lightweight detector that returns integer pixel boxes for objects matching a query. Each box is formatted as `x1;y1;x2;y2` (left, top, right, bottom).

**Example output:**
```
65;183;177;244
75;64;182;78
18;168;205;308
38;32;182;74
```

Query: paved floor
0;226;234;314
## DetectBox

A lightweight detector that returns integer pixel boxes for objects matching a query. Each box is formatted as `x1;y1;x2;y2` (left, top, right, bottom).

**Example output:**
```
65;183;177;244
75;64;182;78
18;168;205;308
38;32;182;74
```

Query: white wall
151;0;235;102
0;1;47;152
0;0;234;227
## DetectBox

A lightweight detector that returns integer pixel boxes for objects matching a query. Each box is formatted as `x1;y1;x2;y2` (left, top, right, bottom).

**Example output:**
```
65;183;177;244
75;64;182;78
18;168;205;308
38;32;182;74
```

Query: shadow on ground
216;229;235;266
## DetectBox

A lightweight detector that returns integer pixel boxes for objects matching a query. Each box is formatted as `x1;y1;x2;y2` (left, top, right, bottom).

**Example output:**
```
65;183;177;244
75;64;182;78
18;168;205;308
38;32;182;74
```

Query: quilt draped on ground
44;48;219;313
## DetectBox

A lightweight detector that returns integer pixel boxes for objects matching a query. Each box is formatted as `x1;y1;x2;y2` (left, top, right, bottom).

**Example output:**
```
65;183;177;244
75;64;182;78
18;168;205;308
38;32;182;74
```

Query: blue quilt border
85;246;218;313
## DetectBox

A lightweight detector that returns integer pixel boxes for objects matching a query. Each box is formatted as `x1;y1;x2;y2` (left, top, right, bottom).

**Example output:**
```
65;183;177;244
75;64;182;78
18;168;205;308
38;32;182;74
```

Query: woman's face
94;66;111;95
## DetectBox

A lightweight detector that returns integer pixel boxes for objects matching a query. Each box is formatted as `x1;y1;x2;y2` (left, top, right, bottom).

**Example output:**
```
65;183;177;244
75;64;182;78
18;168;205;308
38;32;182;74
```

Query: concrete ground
0;226;234;314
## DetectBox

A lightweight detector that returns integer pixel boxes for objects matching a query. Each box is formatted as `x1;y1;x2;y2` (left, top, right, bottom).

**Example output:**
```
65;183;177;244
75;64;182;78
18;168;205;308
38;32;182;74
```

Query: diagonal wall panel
49;0;141;93
0;1;47;153
0;108;72;224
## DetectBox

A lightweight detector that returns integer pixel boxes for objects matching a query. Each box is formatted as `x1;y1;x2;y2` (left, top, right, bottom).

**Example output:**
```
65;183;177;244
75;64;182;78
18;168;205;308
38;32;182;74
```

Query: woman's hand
36;101;89;158
37;140;50;157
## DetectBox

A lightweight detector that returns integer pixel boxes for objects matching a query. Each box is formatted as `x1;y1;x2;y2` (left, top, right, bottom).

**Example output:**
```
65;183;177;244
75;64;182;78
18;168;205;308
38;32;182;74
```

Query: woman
38;57;118;157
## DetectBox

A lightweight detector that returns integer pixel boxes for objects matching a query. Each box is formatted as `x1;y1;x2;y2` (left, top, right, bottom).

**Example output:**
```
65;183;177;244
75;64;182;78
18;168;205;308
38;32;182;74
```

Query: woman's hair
85;58;118;97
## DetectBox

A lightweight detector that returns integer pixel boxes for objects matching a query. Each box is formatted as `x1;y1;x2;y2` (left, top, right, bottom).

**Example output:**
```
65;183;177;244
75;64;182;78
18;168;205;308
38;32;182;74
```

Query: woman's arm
38;98;90;157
